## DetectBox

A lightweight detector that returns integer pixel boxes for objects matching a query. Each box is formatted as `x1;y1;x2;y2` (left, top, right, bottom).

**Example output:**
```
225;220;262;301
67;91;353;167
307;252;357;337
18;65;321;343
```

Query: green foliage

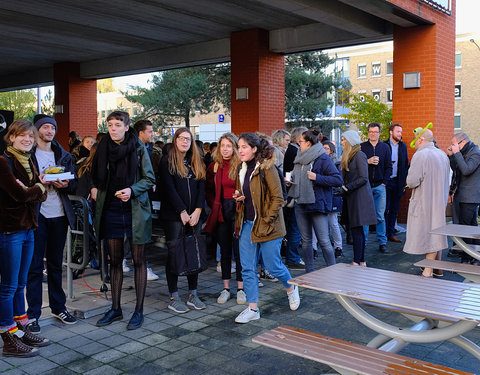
0;89;37;121
339;90;392;141
285;52;350;127
41;89;55;117
125;64;230;130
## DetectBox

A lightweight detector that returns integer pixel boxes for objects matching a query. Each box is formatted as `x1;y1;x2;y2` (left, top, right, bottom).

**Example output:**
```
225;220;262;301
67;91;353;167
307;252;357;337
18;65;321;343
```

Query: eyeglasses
368;131;380;134
177;136;192;143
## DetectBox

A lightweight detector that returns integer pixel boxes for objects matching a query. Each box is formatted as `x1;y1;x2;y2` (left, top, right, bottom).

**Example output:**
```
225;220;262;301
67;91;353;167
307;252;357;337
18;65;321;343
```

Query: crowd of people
2;110;479;358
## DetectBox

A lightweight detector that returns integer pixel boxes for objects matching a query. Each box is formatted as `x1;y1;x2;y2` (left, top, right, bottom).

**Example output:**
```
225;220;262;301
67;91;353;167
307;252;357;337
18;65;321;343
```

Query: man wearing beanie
403;128;450;277
360;122;392;253
26;116;78;332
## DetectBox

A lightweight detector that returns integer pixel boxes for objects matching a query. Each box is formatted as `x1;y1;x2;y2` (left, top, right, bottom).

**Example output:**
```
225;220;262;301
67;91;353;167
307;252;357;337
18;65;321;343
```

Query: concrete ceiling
0;0;431;91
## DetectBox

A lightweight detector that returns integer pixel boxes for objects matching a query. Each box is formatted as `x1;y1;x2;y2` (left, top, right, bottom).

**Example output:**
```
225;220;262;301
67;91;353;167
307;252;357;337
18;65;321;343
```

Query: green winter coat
94;139;155;244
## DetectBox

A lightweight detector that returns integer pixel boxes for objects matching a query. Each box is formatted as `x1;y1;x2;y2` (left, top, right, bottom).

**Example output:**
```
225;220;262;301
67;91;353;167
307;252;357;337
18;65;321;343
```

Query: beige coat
403;142;450;255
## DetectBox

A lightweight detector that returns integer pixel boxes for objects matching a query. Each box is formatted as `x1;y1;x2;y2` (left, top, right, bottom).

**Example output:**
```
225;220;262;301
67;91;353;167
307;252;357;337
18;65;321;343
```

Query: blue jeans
27;215;68;319
295;205;335;272
0;230;35;328
284;206;302;265
239;221;292;303
364;184;387;245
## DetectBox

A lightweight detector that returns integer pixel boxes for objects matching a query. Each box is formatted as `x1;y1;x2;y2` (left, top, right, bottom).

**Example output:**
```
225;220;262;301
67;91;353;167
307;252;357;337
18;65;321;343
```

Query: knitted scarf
7;145;32;180
288;142;324;204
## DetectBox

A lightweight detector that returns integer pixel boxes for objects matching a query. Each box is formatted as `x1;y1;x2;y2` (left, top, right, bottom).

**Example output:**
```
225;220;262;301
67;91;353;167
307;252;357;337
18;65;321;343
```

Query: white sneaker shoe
217;289;231;304
236;290;247;305
146;267;159;281
287;285;300;311
216;264;221;273
235;307;260;323
122;259;131;273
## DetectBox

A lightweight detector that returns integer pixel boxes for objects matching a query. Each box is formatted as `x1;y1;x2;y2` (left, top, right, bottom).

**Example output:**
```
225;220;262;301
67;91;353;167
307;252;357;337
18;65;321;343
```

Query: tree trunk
185;109;190;128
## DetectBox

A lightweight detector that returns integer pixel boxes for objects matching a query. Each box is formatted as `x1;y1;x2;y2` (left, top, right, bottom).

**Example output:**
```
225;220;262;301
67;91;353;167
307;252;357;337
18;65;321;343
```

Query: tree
0;89;37;121
285;52;350;132
125;64;230;129
41;89;55;116
339;90;392;141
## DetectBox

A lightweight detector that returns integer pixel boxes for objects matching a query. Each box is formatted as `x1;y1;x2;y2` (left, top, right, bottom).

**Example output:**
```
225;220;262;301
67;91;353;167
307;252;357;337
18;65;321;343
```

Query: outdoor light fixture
403;72;421;89
54;104;64;114
236;87;249;101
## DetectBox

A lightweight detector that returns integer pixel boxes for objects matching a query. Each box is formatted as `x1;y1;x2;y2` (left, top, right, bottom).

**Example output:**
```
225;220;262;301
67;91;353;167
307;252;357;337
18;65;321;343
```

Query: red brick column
389;0;456;222
53;62;97;148
230;29;285;135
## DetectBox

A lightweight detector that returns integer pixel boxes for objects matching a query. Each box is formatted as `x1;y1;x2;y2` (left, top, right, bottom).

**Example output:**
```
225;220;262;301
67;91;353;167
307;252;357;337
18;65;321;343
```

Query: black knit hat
34;116;57;130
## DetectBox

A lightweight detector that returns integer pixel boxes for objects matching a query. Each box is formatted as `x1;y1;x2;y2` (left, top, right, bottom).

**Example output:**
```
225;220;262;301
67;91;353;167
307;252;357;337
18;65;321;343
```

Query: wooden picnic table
289;263;480;360
431;223;480;261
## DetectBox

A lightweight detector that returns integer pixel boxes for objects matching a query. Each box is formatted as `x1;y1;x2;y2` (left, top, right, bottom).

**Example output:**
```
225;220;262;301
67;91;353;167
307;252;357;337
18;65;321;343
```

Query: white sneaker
236;290;247;305
122;259;130;273
146;267;159;281
235;307;260;323
217;289;231;304
287;285;300;311
216;264;221;273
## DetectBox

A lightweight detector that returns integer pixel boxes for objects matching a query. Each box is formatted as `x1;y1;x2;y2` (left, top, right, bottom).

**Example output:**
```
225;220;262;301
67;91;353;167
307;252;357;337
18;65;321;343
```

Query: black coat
283;143;299;174
342;151;376;228
384;140;409;196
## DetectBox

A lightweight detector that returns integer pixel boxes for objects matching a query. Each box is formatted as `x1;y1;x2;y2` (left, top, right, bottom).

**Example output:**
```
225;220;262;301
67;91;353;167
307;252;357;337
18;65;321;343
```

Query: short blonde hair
4;119;38;146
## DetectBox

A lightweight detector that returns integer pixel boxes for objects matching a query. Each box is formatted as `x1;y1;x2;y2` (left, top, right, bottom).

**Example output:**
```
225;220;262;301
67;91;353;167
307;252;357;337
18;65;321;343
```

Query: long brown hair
212;132;241;181
78;143;98;177
168;127;206;180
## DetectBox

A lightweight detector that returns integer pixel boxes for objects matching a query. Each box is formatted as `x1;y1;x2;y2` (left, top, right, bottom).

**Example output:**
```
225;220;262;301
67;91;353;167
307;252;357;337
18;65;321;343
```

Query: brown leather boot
1;331;39;357
16;323;51;347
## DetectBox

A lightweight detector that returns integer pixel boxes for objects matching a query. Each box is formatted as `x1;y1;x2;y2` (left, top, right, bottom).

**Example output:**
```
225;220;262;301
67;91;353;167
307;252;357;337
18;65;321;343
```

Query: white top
36;149;65;218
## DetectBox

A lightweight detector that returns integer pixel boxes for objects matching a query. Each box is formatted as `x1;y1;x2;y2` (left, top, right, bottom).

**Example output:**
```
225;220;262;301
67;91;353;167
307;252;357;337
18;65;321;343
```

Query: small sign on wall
218;114;224;123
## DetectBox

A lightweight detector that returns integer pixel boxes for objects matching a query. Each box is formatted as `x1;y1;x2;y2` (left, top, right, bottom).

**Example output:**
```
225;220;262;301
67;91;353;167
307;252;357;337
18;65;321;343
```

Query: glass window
454;114;461;129
455;52;462;68
372;90;381;102
386;61;393;75
101;110;106;118
372;62;381;77
358;64;366;78
386;89;393;104
358;91;366;102
133;106;138;116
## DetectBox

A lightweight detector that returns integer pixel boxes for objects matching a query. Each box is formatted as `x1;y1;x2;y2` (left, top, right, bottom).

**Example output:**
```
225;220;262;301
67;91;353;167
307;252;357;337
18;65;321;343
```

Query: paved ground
1;226;479;374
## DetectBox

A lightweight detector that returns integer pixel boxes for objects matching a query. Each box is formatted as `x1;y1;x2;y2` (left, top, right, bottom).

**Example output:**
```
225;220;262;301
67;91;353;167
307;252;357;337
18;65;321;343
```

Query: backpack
259;165;288;201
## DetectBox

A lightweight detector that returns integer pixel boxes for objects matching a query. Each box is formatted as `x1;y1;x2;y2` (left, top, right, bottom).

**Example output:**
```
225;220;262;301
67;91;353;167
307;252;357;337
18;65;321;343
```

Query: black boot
17;323;51;347
127;310;144;330
96;308;123;327
1;331;39;358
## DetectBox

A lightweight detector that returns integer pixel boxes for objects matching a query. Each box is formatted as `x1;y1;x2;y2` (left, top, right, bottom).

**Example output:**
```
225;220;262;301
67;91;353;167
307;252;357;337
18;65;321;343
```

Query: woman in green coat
91;111;155;330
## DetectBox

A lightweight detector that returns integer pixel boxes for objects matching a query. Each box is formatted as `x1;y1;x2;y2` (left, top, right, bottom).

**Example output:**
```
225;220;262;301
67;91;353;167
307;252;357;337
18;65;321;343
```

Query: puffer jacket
235;157;286;243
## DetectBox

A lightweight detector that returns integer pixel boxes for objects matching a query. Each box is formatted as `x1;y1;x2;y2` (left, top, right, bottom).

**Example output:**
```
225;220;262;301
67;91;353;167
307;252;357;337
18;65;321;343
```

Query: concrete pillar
230;29;285;135
53;62;97;147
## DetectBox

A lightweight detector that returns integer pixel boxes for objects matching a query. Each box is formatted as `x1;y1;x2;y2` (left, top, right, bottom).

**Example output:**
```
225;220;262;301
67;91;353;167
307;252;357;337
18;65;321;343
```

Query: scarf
93;128;138;192
288;142;324;204
342;144;361;178
7;145;33;180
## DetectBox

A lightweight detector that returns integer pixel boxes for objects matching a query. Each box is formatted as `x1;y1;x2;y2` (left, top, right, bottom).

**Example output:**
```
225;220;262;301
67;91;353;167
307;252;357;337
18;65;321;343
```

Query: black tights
107;238;146;312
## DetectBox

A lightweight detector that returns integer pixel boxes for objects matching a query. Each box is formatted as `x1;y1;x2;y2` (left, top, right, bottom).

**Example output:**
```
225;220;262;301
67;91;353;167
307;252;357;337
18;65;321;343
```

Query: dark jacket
159;156;205;221
384;140;409;196
0;152;47;232
298;154;343;214
360;141;392;187
93;138;155;244
283;143;299;174
449;141;480;203
235;157;286;243
31;140;77;229
342;151;376;228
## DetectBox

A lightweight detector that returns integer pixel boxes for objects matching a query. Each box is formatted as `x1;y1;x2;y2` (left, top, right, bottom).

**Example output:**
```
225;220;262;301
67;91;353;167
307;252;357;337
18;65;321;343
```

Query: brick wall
54;62;97;148
230;29;285;136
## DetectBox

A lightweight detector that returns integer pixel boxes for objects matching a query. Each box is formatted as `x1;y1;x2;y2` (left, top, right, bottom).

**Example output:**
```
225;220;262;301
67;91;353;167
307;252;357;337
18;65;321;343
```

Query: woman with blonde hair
340;130;376;266
160;127;206;313
206;133;245;304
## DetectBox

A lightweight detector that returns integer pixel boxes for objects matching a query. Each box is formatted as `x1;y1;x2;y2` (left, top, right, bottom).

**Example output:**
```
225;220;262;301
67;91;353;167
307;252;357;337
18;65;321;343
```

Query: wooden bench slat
253;326;473;375
414;259;480;276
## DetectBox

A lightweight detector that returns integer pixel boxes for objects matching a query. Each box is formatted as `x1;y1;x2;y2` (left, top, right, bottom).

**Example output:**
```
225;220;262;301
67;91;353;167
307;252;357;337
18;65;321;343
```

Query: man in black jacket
360;122;392;253
384;124;409;243
26;116;78;333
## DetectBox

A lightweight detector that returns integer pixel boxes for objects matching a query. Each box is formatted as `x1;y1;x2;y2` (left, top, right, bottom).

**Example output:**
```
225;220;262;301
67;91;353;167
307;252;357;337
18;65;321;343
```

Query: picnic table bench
414;258;480;283
253;325;473;375
431;224;480;262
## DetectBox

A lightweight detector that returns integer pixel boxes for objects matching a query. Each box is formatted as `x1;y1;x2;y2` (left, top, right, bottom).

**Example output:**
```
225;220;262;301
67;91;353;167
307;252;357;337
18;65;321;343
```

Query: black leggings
107;238;146;312
351;226;365;264
217;199;242;281
164;220;198;295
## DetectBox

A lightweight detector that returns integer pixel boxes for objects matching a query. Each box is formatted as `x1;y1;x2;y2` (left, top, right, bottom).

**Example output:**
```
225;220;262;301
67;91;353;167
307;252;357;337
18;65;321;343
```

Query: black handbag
167;225;208;276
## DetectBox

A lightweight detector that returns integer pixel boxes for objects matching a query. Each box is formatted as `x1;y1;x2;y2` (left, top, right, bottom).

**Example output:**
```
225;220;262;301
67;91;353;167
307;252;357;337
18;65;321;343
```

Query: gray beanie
34;116;57;130
342;130;362;146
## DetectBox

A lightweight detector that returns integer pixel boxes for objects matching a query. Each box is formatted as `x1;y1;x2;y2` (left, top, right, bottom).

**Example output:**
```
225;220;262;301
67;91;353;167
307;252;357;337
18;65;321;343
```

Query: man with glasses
361;122;392;253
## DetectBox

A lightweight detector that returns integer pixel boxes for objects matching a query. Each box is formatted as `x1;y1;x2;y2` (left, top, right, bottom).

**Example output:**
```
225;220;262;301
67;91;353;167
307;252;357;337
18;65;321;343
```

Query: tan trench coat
403;142;450;255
